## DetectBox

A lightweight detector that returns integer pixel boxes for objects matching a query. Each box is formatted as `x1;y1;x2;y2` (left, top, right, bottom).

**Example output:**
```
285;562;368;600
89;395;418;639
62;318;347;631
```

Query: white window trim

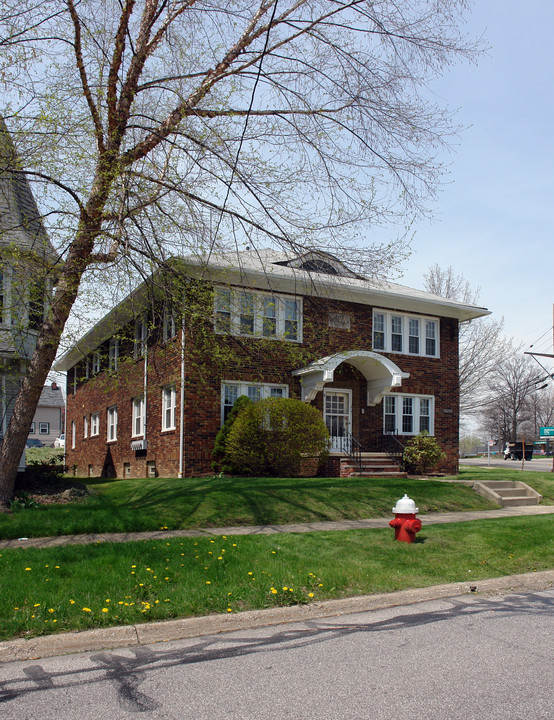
109;338;119;372
214;287;302;343
221;381;289;423
372;309;440;358
39;422;49;434
91;350;101;375
107;405;118;442
382;394;435;436
162;385;176;431
134;316;147;359
90;412;100;437
163;308;177;342
71;420;76;450
132;396;145;437
83;416;88;439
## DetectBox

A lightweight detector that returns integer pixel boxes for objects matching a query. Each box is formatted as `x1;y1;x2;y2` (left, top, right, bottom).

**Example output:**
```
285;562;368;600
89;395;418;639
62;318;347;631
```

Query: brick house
54;250;489;478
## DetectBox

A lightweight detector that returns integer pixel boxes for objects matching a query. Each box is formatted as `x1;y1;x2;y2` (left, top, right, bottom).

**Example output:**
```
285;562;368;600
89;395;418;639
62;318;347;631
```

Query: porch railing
331;432;362;471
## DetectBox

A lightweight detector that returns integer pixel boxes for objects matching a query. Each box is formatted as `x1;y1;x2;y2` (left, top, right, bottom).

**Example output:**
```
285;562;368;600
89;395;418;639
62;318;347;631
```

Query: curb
2;569;553;664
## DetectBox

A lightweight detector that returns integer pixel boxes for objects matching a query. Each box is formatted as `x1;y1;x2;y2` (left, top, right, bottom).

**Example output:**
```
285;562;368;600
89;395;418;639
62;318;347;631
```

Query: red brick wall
65;292;459;477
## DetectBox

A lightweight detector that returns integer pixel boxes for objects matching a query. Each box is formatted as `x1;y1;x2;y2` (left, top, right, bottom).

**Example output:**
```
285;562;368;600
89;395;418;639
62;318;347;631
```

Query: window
29;422;35;434
132;396;145;437
134;317;147;358
162;386;176;431
83;416;88;439
221;381;289;423
109;338;119;372
373;310;439;358
107;406;118;442
39;422;49;435
71;420;76;449
382;394;435;436
91;351;101;375
214;287;302;342
90;412;99;437
408;318;420;354
163;308;177;342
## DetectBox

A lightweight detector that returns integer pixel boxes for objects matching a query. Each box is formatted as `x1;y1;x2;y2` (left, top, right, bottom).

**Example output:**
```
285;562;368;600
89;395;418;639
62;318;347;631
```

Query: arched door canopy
292;350;409;405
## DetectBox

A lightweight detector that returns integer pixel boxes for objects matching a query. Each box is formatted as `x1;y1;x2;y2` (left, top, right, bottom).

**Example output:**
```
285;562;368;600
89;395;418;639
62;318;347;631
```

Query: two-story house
0;117;58;468
55;249;489;479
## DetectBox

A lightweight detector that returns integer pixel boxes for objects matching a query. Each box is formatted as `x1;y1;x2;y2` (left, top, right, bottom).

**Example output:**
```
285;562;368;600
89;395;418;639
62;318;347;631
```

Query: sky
393;0;554;359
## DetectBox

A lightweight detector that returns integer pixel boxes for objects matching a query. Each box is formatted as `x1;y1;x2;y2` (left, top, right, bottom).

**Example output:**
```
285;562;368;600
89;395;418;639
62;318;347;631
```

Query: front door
324;389;352;453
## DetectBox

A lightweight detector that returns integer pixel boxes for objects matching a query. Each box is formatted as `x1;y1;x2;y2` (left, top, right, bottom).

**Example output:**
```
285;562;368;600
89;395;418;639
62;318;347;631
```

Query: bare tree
479;349;545;447
424;264;506;414
0;0;481;505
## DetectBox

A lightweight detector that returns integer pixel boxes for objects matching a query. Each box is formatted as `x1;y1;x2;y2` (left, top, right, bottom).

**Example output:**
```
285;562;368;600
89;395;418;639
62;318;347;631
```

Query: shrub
211;395;253;472
402;432;446;475
224;397;329;476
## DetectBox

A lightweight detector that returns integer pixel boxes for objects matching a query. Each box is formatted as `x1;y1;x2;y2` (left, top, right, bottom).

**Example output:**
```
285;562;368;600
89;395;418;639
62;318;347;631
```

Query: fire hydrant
389;494;422;543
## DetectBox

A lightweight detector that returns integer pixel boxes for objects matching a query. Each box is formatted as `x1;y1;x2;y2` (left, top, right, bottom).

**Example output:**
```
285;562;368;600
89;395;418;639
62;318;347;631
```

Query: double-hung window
107;406;118;442
39;422;49;435
134;317;147;358
162;386;176;431
382;394;435;436
373;310;439;358
132;396;145;437
163;308;177;341
214;287;302;342
109;338;119;372
221;381;288;423
90;412;100;437
91;351;101;375
83;416;88;439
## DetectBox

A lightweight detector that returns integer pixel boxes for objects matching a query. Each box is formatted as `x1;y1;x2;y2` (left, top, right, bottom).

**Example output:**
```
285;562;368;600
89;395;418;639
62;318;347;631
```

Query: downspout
178;307;185;478
143;326;148;453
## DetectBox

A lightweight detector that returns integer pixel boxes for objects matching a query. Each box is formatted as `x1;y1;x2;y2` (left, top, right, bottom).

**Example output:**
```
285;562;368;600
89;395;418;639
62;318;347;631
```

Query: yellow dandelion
101;608;109;613
25;567;31;571
48;608;54;613
69;599;75;604
82;607;92;613
206;580;211;584
308;593;314;598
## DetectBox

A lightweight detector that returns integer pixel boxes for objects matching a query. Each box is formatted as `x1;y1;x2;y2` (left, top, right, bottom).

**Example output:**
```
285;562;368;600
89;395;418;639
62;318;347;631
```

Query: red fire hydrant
389;494;422;543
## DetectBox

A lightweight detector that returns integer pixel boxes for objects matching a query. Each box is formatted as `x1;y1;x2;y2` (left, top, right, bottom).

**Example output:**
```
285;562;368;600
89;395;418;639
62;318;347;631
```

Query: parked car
25;438;44;448
54;434;65;448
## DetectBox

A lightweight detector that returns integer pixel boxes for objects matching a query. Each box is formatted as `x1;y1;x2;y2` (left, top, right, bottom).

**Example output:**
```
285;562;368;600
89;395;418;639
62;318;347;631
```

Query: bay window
382;394;435;436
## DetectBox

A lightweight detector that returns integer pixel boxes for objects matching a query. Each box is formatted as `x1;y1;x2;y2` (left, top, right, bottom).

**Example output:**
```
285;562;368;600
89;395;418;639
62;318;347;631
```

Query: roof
38;384;65;408
54;249;490;372
0;117;57;262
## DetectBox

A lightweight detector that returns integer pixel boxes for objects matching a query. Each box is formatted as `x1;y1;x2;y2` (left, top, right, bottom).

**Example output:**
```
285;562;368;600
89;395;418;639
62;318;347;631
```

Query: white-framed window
107;405;118;442
132;396;145;437
134;316;147;358
91;350;101;375
163;308;177;342
372;310;439;358
221;381;288;423
162;385;176;431
214;287;302;342
382;394;435;436
29;422;35;434
71;420;76;449
39;422;49;435
109;338;119;372
90;412;99;437
83;416;88;439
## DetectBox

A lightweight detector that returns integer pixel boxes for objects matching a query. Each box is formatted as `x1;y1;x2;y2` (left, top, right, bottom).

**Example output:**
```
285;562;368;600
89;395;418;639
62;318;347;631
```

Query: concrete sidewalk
1;503;553;550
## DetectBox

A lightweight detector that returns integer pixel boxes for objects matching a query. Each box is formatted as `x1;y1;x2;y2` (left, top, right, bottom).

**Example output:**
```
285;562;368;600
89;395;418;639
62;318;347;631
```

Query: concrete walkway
1;503;553;550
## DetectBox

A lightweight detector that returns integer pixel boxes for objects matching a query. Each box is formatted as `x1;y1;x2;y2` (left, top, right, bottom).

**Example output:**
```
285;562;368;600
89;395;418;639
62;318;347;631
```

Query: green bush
224;397;329;476
211;395;253;472
402;432;446;475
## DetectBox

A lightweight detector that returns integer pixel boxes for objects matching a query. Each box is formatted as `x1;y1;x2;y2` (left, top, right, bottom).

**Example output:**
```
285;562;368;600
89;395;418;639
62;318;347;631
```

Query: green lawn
0;472;509;540
1;515;552;642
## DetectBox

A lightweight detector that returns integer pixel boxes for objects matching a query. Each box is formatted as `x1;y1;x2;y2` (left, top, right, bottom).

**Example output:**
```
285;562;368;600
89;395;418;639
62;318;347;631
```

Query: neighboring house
0;118;57;468
27;381;65;447
54;250;490;478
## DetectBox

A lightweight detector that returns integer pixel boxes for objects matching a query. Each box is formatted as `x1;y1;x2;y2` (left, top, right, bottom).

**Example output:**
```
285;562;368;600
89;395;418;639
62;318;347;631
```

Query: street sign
539;427;554;437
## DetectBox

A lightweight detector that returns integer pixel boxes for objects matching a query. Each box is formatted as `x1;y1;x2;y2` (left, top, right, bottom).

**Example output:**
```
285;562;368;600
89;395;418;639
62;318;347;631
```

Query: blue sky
395;0;553;357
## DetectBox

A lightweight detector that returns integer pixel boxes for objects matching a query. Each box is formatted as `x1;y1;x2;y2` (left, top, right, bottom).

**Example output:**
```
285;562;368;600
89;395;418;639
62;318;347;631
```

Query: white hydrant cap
392;494;419;514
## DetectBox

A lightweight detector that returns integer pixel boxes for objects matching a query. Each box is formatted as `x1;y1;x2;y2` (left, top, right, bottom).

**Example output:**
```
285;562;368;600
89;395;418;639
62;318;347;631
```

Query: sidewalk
1;503;553;550
1;505;553;663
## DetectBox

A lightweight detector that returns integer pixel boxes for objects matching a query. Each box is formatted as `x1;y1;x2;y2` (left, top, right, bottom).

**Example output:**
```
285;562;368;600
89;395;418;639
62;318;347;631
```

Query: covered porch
292;350;410;475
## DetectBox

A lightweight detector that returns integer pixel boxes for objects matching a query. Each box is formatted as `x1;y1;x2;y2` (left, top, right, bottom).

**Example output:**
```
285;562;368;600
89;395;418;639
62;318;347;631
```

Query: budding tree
0;0;480;505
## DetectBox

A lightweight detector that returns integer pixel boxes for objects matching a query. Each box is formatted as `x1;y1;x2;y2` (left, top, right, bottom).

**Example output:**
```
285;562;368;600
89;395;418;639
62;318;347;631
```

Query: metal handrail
332;432;362;471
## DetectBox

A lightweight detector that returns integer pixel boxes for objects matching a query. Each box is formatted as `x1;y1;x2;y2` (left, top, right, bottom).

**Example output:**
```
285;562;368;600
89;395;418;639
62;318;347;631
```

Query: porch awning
292;350;409;405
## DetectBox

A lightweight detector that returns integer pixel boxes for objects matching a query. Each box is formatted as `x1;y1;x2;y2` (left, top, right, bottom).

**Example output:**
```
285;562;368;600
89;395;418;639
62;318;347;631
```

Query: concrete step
500;496;540;507
473;480;543;507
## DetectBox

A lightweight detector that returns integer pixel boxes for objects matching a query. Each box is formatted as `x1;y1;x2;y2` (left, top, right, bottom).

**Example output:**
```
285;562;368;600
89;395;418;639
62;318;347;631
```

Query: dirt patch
13;477;90;505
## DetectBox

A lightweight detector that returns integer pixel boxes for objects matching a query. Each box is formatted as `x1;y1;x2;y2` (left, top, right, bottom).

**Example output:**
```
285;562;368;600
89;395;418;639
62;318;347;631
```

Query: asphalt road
461;456;554;472
1;588;553;720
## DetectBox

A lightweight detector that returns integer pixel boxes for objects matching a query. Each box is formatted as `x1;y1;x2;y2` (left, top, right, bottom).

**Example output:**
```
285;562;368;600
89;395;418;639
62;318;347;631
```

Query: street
461;456;554;472
1;588;553;719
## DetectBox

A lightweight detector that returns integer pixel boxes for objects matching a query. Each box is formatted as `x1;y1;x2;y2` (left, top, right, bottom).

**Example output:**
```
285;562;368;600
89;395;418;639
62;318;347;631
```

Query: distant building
0;117;58;467
28;382;65;447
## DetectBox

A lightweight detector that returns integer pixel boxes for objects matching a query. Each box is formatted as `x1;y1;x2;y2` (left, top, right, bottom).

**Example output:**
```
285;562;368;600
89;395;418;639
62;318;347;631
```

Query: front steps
473;480;543;507
341;452;405;478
